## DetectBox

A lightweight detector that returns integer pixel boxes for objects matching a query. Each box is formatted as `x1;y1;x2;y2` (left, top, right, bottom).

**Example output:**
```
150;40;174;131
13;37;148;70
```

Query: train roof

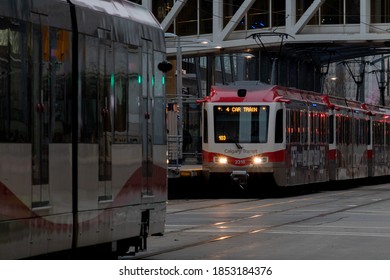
204;82;323;103
200;81;389;116
0;0;165;51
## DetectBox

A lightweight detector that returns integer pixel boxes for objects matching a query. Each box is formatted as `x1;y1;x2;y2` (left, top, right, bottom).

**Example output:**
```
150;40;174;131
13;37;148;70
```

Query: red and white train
199;81;390;191
0;0;167;259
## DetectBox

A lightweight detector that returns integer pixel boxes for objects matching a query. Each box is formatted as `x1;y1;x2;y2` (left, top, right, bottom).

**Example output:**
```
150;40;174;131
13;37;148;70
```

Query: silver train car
0;0;167;259
200;82;389;191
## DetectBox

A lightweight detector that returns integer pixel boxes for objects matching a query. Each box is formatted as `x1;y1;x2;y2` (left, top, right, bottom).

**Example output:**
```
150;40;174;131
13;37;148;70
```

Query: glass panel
152;0;174;23
153;97;166;145
80;35;98;143
98;38;113;181
0;20;30;143
153;51;166;145
224;0;245;31
114;42;127;143
275;109;284;143
346;0;360;23
200;0;213;34
296;0;319;24
371;0;390;23
321;0;342;24
216;54;258;83
127;49;141;143
272;1;286;27
50;29;72;143
203;109;208;143
31;22;49;186
214;105;269;143
248;1;269;29
329;115;334;144
154;51;164;97
0;27;8;142
176;0;197;35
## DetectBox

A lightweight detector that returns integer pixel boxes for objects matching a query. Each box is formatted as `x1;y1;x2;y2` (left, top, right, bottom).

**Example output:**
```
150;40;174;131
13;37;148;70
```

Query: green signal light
138;75;142;84
110;74;115;88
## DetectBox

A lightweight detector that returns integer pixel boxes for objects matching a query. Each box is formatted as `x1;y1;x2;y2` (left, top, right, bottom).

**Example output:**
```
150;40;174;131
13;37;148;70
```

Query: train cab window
214;105;269;143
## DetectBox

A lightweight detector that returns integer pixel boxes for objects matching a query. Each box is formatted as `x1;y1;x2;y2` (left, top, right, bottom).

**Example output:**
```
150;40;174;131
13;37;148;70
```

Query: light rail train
199;81;389;191
0;0;167;259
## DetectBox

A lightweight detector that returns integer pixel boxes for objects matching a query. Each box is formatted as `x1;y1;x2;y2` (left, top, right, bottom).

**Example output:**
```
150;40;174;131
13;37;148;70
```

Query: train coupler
230;170;249;190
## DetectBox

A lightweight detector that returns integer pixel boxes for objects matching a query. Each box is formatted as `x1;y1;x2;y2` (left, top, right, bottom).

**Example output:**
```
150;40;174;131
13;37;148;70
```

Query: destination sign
216;106;263;113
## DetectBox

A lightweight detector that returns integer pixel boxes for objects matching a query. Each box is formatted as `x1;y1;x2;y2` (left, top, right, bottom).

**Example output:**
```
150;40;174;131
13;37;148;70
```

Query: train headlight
253;156;268;164
214;156;228;164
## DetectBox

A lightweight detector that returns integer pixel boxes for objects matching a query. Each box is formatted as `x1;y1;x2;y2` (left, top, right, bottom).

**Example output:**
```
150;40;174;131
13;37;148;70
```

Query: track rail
131;184;390;259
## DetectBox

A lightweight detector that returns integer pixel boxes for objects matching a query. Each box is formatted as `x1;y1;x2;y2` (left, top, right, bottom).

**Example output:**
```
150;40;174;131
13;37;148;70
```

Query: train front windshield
214;106;269;143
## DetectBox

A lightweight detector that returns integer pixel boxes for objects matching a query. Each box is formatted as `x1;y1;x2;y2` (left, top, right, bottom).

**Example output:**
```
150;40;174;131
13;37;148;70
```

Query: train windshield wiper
235;142;243;149
224;132;242;149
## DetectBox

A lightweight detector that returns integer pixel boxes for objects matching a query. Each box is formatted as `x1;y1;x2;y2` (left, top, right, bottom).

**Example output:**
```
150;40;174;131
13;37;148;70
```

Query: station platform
168;164;203;178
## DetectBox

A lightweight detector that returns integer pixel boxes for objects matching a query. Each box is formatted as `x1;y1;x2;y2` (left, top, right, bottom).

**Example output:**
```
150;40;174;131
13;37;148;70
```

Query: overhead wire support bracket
247;32;295;60
247;32;294;85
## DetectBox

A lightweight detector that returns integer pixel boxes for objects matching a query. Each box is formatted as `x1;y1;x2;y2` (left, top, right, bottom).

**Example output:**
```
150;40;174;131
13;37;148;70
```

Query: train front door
141;39;154;197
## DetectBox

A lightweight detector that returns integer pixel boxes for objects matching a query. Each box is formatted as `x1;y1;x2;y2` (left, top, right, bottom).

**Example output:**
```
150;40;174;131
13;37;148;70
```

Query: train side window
374;121;385;145
203;109;208;143
295;110;301;143
50;28;72;143
301;111;308;144
336;115;348;144
127;49;141;144
386;122;390;145
289;110;300;143
367;120;371;145
80;35;99;143
275;109;283;143
310;112;315;144
286;109;290;143
0;19;30;143
345;116;351;144
153;51;167;145
286;109;300;144
329;115;334;144
113;42;128;143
